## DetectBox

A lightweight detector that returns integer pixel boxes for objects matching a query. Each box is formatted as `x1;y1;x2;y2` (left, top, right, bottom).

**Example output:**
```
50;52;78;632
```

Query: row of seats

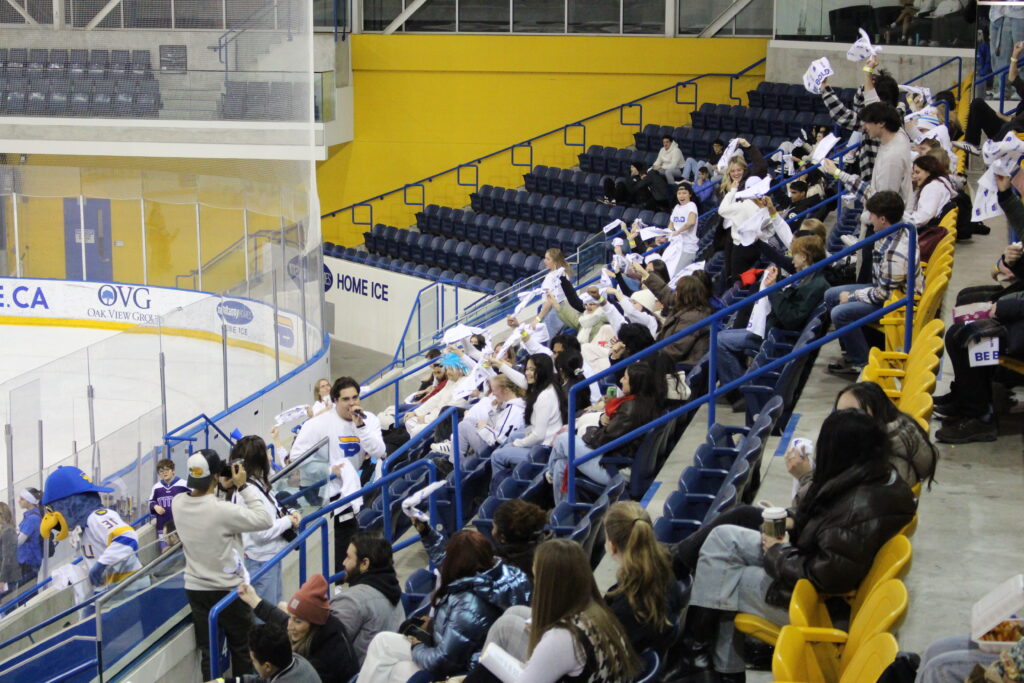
746;80;857;111
363;226;574;283
221;81;308;121
523;164;624;201
0;48;152;80
468;185;667;232
323;243;507;293
654;398;782;544
1;76;159;117
633;116;833;156
414;206;595;252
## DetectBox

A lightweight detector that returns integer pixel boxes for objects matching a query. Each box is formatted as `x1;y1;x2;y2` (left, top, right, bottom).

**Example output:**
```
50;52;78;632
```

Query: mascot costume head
40;466;113;543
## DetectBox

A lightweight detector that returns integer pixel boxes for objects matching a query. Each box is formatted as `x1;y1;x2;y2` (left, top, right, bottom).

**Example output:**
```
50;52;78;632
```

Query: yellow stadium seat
900;514;919;538
773;626;827;683
796;579;908;681
867;319;945;372
849;535;912;616
898;391;933;431
736;578;831;647
879;272;950;352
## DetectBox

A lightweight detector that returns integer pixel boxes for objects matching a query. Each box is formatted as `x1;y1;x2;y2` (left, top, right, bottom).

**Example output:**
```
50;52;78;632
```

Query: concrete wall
766;39;973;96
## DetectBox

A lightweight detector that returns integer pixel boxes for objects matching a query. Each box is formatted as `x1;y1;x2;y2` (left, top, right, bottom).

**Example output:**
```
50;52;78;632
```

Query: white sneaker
432;439;452;456
840;234;859;247
952;140;981;156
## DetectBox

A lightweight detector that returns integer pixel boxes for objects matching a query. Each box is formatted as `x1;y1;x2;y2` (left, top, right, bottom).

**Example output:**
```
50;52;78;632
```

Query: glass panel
623;0;664;34
406;0;456;31
568;0;618;33
1;194;14;278
122;0;172;28
174;0;223;29
144;201;200;290
363;0;403;30
272;438;330;513
68;0;122;27
226;0;275;29
512;0;562;32
733;0;773;36
25;0;53;23
7;380;41;496
459;0;509;32
17;196;71;280
679;0;721;35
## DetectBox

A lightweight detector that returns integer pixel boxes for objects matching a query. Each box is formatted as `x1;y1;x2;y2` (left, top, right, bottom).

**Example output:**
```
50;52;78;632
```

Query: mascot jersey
80;507;142;583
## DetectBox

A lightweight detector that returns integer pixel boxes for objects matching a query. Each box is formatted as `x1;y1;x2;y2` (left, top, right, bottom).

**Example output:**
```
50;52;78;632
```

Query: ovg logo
322;264;333;292
97;285;118;306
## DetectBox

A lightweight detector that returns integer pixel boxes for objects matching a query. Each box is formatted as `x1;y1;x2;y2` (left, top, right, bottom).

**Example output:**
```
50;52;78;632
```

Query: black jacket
582;397;656;460
605;579;684;655
635;171;674;204
254;600;359;683
762;466;915;607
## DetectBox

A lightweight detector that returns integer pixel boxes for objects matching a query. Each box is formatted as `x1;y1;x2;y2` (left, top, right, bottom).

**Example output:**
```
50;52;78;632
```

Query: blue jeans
682;157;710;181
489;429;532;495
713;329;764;387
542;307;563;340
244;557;282;623
824;284;878;365
548;432;612;505
991;17;1024;76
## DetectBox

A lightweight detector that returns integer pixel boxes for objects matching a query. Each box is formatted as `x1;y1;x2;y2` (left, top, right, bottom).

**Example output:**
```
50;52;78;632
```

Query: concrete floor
348;215;1024;675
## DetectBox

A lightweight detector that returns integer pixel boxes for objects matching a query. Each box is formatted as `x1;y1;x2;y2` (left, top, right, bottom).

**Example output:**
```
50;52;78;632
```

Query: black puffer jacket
763;465;915;607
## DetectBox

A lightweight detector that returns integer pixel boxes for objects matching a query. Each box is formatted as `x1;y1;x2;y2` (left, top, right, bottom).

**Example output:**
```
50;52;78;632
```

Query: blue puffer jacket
411;528;532;677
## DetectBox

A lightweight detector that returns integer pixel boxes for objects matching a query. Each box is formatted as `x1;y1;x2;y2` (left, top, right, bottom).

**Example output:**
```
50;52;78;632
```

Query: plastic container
971;574;1024;653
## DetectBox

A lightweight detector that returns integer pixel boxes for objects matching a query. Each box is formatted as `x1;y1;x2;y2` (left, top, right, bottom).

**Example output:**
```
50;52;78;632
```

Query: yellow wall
318;34;768;246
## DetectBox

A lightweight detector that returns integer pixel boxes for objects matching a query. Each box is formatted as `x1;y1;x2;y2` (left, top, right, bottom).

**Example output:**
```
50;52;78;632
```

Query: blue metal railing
563;221;919;503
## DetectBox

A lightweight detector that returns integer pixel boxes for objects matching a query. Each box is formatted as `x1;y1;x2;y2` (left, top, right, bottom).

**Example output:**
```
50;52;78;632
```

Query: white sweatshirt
903;177;953;227
514;385;564;448
654;141;684;177
479;397;526;447
669;201;699;254
235;479;293;562
290;408;386;472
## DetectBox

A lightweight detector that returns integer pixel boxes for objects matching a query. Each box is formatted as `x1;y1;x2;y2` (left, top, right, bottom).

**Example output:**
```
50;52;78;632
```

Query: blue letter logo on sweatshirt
337;436;361;458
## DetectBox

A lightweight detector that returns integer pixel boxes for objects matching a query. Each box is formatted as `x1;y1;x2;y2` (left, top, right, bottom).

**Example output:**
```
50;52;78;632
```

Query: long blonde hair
545;248;573;278
312;377;330;404
604;501;674;631
718;157;747;196
490;374;525;399
530;539;639;679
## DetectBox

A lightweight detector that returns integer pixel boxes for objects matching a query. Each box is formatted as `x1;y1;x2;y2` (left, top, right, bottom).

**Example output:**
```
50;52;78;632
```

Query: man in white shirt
289;376;385;578
651;135;685;182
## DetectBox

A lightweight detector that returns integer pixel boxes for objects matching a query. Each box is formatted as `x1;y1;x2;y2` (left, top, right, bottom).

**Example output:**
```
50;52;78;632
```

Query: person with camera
173;449;274;679
290;377;385;577
232;435;301;618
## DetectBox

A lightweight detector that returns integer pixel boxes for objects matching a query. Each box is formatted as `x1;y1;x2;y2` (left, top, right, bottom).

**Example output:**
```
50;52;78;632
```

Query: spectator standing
0;504;19;597
148;458;189;552
330;531;404;664
15;488;43;585
308;378;334;419
173;450;273;679
290;377;385;576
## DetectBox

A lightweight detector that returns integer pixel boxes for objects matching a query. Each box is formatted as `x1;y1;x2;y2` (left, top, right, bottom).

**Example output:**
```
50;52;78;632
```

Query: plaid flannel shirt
821;86;879;190
853;227;924;306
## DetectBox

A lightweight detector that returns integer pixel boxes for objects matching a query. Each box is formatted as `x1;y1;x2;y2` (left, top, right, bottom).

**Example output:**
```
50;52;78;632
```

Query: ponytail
603;501;673;630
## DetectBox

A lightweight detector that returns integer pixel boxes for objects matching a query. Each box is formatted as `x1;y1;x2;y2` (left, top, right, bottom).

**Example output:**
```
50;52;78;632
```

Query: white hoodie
654;141;684;177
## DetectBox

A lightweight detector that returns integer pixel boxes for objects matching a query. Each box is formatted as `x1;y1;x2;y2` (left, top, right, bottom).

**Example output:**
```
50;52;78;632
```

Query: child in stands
149;458;189;552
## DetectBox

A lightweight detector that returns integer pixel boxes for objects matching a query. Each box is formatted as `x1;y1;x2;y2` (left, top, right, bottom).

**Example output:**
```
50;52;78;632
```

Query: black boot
663;605;719;680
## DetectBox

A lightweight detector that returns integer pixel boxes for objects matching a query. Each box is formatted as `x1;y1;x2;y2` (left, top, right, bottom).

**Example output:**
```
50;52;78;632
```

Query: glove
88;562;107;588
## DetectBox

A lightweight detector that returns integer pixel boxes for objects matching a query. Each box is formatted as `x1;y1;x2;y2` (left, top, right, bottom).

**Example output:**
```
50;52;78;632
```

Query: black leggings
671;504;766;579
966;98;1013;146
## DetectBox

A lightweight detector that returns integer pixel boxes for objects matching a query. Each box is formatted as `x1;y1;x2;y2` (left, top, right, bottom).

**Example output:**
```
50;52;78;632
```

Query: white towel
802;57;834;95
846;28;881;62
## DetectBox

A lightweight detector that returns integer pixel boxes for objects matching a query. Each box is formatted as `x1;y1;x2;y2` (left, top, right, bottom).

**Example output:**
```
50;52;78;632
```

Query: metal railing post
221;323;230;411
272;276;282;379
904;226;918;353
451;410;463;529
5;425;14;514
708;319;718;428
159;351;168;437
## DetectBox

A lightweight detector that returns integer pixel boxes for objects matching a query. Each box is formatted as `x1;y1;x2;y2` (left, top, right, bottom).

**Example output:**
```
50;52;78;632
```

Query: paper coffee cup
762;507;787;539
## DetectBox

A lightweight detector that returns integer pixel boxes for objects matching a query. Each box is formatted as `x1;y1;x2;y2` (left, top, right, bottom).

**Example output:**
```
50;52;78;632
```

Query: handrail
175;228;297;290
320;57;767;220
164;413;236;455
210;0;295;71
564;220;918;503
903;55;963;98
973;53;1024;115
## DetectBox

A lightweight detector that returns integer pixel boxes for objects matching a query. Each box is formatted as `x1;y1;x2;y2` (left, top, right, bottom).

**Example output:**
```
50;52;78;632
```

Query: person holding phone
173;450;274;679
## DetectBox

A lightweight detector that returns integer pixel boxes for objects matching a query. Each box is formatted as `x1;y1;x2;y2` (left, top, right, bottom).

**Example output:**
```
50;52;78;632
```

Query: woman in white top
662;183;700;278
488;354;566;496
232;435;300;616
307;377;333;418
539;249;573;339
904;154;954;227
466;538;639;683
452;374;526;462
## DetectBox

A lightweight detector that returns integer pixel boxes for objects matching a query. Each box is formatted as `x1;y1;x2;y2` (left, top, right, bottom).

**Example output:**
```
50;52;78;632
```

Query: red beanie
287;573;330;626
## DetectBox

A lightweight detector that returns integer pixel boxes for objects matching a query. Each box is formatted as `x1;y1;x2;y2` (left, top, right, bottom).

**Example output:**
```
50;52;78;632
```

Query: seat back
772;626;826;683
841;579;908;671
838;633;899;683
849;534;912;616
